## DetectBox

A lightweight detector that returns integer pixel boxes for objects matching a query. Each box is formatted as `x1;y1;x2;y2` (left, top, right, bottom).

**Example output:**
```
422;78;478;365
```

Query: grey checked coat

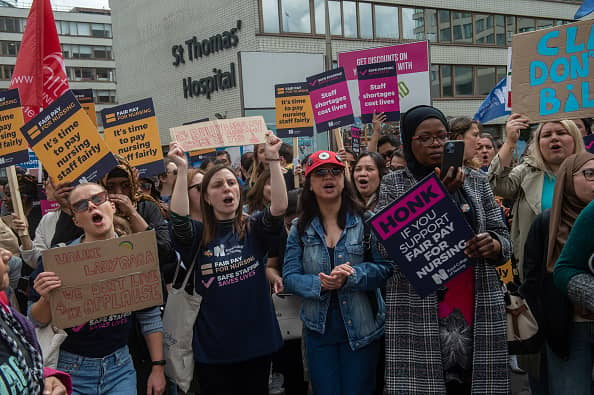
376;168;511;395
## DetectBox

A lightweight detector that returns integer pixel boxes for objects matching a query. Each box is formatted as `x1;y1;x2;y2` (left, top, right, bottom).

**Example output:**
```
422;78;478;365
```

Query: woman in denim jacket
283;150;392;395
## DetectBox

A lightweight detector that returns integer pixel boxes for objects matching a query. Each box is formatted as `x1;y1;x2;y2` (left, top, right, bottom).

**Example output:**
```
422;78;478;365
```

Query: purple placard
368;173;475;297
306;67;354;133
40;200;60;216
357;61;400;123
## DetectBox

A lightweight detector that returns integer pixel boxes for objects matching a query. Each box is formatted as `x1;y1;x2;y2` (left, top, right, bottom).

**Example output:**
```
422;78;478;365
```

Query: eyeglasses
312;167;344;177
411;133;448;146
71;191;109;213
188;183;202;192
575;169;594;181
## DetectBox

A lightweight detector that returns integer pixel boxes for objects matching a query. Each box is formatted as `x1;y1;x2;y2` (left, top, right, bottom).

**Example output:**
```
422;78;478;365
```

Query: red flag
9;0;69;122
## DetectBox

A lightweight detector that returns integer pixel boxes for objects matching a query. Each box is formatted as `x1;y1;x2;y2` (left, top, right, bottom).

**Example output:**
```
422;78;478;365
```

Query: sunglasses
71;191;109;213
188;183;202;192
312;167;344;177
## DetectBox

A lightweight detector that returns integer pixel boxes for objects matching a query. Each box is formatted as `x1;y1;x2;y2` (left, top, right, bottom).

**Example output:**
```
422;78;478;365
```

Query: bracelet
265;157;281;161
151;360;166;366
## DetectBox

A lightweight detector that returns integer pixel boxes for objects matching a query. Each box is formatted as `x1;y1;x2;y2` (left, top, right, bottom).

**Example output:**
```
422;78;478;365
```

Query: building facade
110;0;583;147
0;3;116;128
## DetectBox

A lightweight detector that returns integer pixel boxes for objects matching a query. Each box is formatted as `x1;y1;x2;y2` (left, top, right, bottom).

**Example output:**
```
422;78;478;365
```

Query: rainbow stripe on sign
118;241;134;250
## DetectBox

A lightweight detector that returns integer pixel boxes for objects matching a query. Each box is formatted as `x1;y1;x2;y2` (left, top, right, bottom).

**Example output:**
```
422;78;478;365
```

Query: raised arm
168;141;190;216
264;132;288;217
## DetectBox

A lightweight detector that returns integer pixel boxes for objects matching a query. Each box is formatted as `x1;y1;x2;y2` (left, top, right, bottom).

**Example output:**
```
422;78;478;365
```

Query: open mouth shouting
91;212;105;226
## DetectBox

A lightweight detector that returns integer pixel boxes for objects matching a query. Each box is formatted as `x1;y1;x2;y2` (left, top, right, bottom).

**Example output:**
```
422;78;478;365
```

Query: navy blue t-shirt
171;211;283;364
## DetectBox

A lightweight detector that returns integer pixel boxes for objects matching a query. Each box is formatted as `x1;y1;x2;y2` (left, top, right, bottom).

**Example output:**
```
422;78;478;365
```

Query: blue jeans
57;345;137;395
546;321;594;395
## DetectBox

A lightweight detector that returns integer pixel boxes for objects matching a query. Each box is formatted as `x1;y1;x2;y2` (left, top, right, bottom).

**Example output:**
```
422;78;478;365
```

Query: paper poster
368;173;475;297
351;127;361;156
357;61;400;123
0;89;27;169
338;41;430;115
42;231;163;329
306;67;354;133
72;89;96;127
275;82;314;138
170;116;267;152
101;98;165;177
20;90;117;184
511;19;594;122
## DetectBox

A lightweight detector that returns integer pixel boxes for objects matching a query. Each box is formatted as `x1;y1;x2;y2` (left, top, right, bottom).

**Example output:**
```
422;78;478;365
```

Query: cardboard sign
20;90;117;184
512;19;594;122
72;89;96;127
0;89;27;169
42;231;163;329
169;116;267;152
338;41;430;115
275;83;314;138
368;173;475;297
357;61;400;123
307;67;354;133
101;98;165;177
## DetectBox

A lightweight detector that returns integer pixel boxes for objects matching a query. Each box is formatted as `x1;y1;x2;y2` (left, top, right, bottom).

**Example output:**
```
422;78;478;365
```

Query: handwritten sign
368;174;474;297
275;83;314;138
72;89;96;127
307;67;354;133
338;41;430;115
20;90;117;184
512;19;594;122
42;231;163;329
0;89;27;169
170;116;267;152
101;98;165;177
357;61;400;123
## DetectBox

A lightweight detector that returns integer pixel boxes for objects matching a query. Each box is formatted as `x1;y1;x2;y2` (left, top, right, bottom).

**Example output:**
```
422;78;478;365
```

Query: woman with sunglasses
167;132;287;395
283;150;391;395
377;105;512;395
28;182;166;395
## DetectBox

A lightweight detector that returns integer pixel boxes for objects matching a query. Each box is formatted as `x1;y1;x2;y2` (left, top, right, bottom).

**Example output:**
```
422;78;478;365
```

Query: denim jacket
283;212;392;350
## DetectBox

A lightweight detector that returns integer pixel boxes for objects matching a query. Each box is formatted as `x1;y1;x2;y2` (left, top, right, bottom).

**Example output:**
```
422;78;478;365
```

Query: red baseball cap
305;151;345;177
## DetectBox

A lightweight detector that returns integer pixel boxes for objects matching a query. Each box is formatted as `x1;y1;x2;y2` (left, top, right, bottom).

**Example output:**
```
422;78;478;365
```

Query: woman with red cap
283;150;391;395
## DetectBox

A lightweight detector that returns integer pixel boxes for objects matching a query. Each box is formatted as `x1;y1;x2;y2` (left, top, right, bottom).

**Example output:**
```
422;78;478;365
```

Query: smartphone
441;140;465;175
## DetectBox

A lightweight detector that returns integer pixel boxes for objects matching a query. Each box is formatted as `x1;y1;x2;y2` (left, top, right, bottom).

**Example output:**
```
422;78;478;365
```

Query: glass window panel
77;22;90;36
454;66;473;96
359;2;372;38
496;66;507;83
477;66;495;95
430;64;440;98
554;20;565;26
474;14;494;44
69;22;77;35
438;10;451;42
95;68;111;80
7;41;17;56
402;8;425;40
425;9;437;42
441;65;452;97
262;0;280;33
78;45;92;59
536;19;553;30
60;21;69;35
105;24;112;38
374;5;398;39
506;16;515;45
343;1;356;37
61;44;71;58
518;17;535;33
91;23;106;37
314;0;324;34
495;15;505;46
281;0;311;33
452;12;472;43
329;1;342;35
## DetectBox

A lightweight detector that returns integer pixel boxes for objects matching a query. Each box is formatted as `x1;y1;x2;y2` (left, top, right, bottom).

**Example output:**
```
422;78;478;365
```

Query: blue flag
473;78;510;123
575;0;594;19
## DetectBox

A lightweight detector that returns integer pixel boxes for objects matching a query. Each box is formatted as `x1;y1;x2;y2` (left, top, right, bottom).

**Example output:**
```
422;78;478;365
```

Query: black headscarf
400;105;450;180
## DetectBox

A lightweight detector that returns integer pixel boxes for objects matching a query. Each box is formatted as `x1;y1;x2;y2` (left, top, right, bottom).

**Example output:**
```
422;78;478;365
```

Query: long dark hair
350;152;386;203
297;173;364;235
245;168;271;214
200;165;246;247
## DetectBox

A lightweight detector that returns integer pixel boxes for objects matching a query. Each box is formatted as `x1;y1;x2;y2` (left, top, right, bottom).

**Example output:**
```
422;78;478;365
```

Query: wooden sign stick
292;137;300;188
332;128;350;179
6;165;27;237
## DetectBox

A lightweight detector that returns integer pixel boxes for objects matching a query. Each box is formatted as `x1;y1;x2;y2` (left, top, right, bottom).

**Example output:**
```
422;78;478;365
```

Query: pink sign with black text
357;61;400;123
306;67;354;133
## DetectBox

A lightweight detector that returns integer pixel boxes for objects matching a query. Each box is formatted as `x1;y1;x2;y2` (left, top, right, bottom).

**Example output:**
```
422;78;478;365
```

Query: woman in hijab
377;105;512;395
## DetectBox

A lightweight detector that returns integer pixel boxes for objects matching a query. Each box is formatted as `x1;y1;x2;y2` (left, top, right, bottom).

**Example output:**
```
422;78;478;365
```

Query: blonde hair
526;120;585;175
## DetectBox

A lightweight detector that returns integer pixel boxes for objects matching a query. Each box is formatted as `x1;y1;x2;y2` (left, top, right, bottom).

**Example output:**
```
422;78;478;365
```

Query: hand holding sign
168;141;189;170
33;271;62;298
505;113;530;145
465;233;501;259
264;131;282;159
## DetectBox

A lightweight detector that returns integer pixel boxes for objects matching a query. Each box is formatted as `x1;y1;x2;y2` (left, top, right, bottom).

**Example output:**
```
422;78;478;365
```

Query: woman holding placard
377;105;511;394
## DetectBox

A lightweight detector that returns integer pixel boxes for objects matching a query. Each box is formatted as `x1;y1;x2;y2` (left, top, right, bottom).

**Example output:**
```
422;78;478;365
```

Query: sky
17;0;110;10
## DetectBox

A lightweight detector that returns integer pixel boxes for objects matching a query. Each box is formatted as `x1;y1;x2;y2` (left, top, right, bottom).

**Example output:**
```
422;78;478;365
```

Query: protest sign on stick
275;83;314;138
368;173;474;297
0;89;27;168
307;68;354;133
170;116;267;152
42;230;163;329
72;89;96;127
101;98;165;177
20;90;117;184
357;61;400;123
512;19;594;122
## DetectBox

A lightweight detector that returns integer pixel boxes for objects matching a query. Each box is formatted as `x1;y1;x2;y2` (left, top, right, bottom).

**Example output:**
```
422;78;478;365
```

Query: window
0;65;14;80
359;2;372;38
438;10;451;42
430;64;440;98
496;66;507;83
452;12;472;43
77;22;91;36
432;64;509;98
374;5;398;39
402;8;424;40
95;68;113;81
454;66;474;96
262;0;280;33
0;41;19;56
477;66;495;95
281;0;311;33
518;17;535;33
93;46;112;59
95;90;116;104
329;1;342;35
536;19;553;30
343;1;357;38
506;16;516;45
0;17;23;33
495;15;505;46
425;9;437;42
474;14;494;44
91;23;111;38
441;65;452;97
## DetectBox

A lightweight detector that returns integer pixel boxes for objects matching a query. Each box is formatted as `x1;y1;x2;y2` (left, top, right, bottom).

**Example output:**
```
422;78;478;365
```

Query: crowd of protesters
0;107;592;395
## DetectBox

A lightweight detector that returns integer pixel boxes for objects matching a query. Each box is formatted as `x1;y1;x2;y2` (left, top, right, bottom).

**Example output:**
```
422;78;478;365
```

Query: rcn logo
431;269;449;285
